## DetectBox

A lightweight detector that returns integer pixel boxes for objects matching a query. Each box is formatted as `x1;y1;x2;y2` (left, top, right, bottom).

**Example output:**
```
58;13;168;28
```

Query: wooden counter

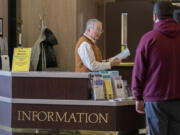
0;71;90;100
0;71;145;135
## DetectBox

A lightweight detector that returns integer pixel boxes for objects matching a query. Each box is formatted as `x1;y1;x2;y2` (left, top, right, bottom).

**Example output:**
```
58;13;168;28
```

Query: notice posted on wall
12;48;31;72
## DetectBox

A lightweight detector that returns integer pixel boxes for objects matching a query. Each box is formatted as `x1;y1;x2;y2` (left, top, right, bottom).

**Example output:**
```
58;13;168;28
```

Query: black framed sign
0;18;3;37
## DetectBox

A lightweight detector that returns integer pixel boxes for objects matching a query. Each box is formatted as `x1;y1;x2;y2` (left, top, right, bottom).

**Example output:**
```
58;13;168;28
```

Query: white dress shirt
78;33;111;71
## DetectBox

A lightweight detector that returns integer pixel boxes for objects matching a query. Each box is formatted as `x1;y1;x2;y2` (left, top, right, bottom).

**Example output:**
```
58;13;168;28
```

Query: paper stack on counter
110;48;130;61
1;55;10;71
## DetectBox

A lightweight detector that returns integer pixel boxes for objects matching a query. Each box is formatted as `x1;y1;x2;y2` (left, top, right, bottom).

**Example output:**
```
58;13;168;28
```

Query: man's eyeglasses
96;29;104;33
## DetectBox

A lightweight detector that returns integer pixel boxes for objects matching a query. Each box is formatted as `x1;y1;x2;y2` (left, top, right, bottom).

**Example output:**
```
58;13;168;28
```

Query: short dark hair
153;1;174;20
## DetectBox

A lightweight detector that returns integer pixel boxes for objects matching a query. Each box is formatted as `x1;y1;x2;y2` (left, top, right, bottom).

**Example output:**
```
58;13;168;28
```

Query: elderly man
75;19;121;72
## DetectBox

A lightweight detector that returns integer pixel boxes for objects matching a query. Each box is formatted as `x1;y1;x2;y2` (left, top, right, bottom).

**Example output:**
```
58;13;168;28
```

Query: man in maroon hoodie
132;1;180;135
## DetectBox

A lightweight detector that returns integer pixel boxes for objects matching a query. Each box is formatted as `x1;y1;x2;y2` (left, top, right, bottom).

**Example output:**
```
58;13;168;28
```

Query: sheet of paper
1;55;10;71
110;48;130;61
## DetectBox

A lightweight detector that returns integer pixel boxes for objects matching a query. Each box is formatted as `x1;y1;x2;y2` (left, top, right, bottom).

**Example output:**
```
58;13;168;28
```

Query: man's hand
136;100;145;114
110;58;122;66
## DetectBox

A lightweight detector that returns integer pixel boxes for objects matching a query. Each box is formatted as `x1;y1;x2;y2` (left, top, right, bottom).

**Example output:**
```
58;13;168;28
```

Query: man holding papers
75;19;127;72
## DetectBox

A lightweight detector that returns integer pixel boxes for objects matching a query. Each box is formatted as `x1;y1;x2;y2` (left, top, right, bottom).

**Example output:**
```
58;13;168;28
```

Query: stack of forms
0;37;9;70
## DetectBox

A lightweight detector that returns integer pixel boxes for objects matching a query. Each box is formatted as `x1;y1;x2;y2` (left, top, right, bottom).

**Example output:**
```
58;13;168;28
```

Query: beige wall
21;0;108;71
21;0;77;71
0;0;8;38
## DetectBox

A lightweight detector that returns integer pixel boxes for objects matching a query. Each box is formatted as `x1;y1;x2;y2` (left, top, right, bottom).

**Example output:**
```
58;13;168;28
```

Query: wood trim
0;96;135;106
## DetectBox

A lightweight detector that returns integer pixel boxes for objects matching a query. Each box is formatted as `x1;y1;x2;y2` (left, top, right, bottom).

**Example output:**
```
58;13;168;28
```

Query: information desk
0;72;145;135
0;71;90;100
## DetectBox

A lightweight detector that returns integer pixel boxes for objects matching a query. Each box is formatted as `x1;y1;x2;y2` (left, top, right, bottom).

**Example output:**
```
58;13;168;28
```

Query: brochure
109;48;130;61
111;76;123;99
103;74;114;100
90;73;105;100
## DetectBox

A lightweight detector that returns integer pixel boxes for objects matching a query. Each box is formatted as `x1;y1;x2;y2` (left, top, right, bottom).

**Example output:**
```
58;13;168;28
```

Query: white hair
85;19;102;32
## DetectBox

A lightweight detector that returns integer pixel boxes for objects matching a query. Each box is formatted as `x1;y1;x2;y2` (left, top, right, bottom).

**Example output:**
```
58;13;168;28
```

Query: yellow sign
12;48;31;72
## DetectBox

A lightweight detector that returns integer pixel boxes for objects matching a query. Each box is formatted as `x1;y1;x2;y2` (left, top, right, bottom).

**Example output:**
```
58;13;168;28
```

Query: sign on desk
12;48;31;72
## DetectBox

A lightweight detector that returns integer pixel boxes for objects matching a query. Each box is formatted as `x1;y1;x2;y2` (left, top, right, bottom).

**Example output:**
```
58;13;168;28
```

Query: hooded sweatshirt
132;19;180;102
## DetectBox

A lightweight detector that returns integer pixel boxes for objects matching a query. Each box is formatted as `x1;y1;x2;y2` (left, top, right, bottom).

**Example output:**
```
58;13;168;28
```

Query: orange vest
75;36;102;72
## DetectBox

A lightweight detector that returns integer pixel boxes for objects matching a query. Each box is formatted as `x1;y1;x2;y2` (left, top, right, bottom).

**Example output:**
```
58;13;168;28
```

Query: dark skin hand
136;100;145;114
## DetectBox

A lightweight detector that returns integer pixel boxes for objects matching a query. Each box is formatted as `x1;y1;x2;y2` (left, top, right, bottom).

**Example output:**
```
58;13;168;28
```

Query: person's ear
88;28;91;33
85;28;90;34
153;13;158;23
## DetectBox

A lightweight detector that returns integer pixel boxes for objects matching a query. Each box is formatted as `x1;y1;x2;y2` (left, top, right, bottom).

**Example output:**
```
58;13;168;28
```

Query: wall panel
0;0;8;38
21;0;77;71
